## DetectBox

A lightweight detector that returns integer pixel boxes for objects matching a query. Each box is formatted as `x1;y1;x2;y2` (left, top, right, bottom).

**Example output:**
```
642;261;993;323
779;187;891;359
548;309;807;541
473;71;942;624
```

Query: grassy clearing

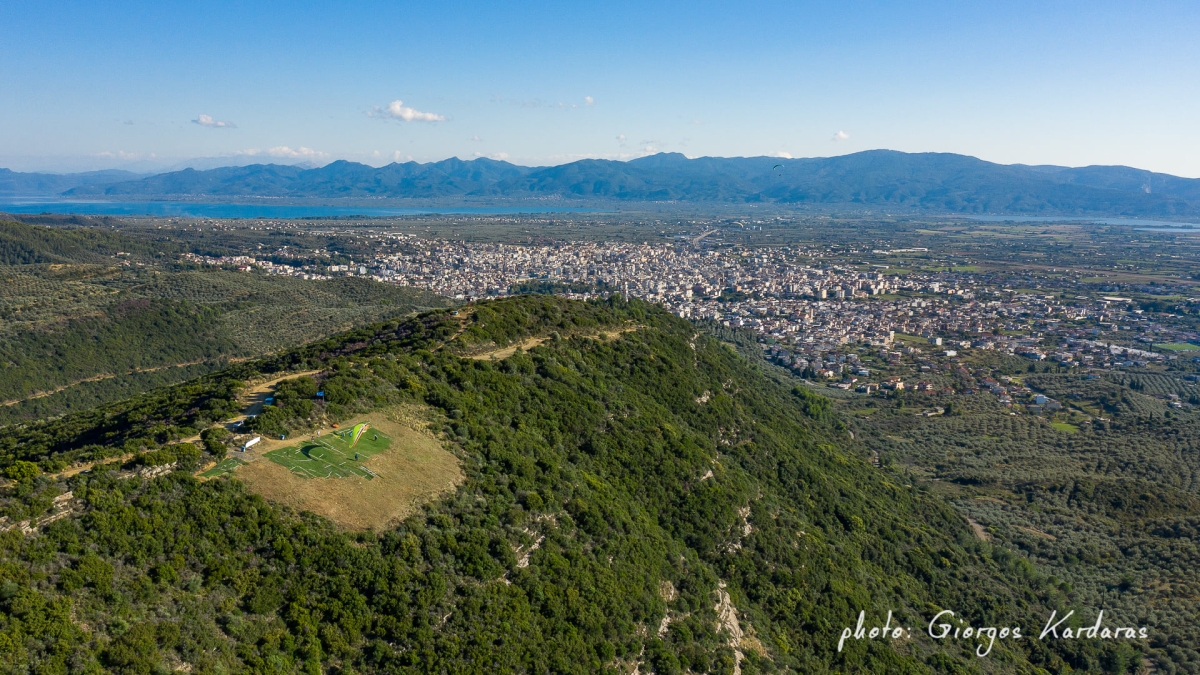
235;408;463;530
264;426;391;479
1051;422;1080;433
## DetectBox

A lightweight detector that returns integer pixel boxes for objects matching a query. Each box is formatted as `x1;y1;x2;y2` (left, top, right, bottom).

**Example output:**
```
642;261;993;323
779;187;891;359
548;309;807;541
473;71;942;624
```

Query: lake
0;200;606;219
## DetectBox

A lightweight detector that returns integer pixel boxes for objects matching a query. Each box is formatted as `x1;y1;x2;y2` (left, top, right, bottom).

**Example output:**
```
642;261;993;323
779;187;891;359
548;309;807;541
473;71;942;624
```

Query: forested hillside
0;220;450;423
0;296;1137;673
847;362;1200;673
0;218;177;265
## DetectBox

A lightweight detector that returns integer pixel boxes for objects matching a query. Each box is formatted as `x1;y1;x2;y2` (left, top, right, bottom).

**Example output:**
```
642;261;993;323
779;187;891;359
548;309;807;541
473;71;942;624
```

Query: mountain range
5;150;1200;217
0;168;146;196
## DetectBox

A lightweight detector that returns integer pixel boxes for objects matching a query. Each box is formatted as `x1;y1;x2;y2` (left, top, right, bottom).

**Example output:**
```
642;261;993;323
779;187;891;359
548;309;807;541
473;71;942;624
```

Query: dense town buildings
182;235;1199;394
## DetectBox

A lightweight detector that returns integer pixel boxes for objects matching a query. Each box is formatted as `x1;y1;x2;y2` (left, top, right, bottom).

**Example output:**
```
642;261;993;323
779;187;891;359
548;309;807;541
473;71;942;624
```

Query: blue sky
2;1;1198;175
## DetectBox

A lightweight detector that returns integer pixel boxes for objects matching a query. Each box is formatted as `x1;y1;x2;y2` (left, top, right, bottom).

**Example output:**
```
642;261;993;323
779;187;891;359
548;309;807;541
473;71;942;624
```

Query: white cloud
235;146;327;159
585;96;594;106
832;130;850;141
470;135;483;142
774;151;793;159
616;134;626;143
367;100;445;122
473;151;510;160
193;114;237;129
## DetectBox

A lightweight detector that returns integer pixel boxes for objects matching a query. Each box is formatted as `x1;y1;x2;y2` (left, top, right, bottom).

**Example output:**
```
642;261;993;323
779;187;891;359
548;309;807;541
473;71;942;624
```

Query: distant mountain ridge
0;168;147;197
5;150;1200;217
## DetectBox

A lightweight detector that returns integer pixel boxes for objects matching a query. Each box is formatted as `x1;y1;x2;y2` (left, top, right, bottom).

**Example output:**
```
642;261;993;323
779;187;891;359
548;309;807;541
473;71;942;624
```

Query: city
182;230;1200;411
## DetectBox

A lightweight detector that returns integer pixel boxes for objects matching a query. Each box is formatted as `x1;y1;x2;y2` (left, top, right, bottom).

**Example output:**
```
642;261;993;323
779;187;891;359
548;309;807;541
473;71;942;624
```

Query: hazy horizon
6;148;1200;181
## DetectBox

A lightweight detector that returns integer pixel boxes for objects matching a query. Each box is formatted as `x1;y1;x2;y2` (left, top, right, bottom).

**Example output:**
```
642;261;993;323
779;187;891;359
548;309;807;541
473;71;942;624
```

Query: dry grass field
234;405;462;530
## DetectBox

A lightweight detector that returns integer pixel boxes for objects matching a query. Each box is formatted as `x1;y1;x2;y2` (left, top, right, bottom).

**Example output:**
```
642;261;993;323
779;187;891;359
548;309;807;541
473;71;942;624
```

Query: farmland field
1157;342;1200;351
263;425;391;479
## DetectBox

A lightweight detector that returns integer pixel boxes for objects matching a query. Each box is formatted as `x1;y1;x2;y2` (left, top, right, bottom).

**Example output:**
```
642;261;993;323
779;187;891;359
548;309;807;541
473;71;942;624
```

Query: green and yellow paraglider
349;423;370;448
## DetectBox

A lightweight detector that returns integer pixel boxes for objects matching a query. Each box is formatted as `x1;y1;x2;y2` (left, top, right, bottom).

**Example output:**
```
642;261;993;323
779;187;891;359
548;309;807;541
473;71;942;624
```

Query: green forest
0;219;173;266
0;296;1143;673
844;361;1200;674
0;219;450;423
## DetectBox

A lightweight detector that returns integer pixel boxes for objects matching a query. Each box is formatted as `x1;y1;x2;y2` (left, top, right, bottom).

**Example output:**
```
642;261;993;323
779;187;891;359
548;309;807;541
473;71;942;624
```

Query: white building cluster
181;236;1199;374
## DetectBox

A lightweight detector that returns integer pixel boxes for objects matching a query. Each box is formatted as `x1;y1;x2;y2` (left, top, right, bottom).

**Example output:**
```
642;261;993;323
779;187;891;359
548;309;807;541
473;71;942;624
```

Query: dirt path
49;453;137;481
470;336;551;360
42;369;323;482
226;370;324;428
468;326;640;361
966;517;991;542
431;308;475;353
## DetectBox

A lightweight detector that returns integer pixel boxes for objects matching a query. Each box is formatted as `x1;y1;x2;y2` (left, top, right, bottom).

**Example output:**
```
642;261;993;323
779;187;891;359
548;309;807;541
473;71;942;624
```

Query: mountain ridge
4;150;1200;216
0;168;148;196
